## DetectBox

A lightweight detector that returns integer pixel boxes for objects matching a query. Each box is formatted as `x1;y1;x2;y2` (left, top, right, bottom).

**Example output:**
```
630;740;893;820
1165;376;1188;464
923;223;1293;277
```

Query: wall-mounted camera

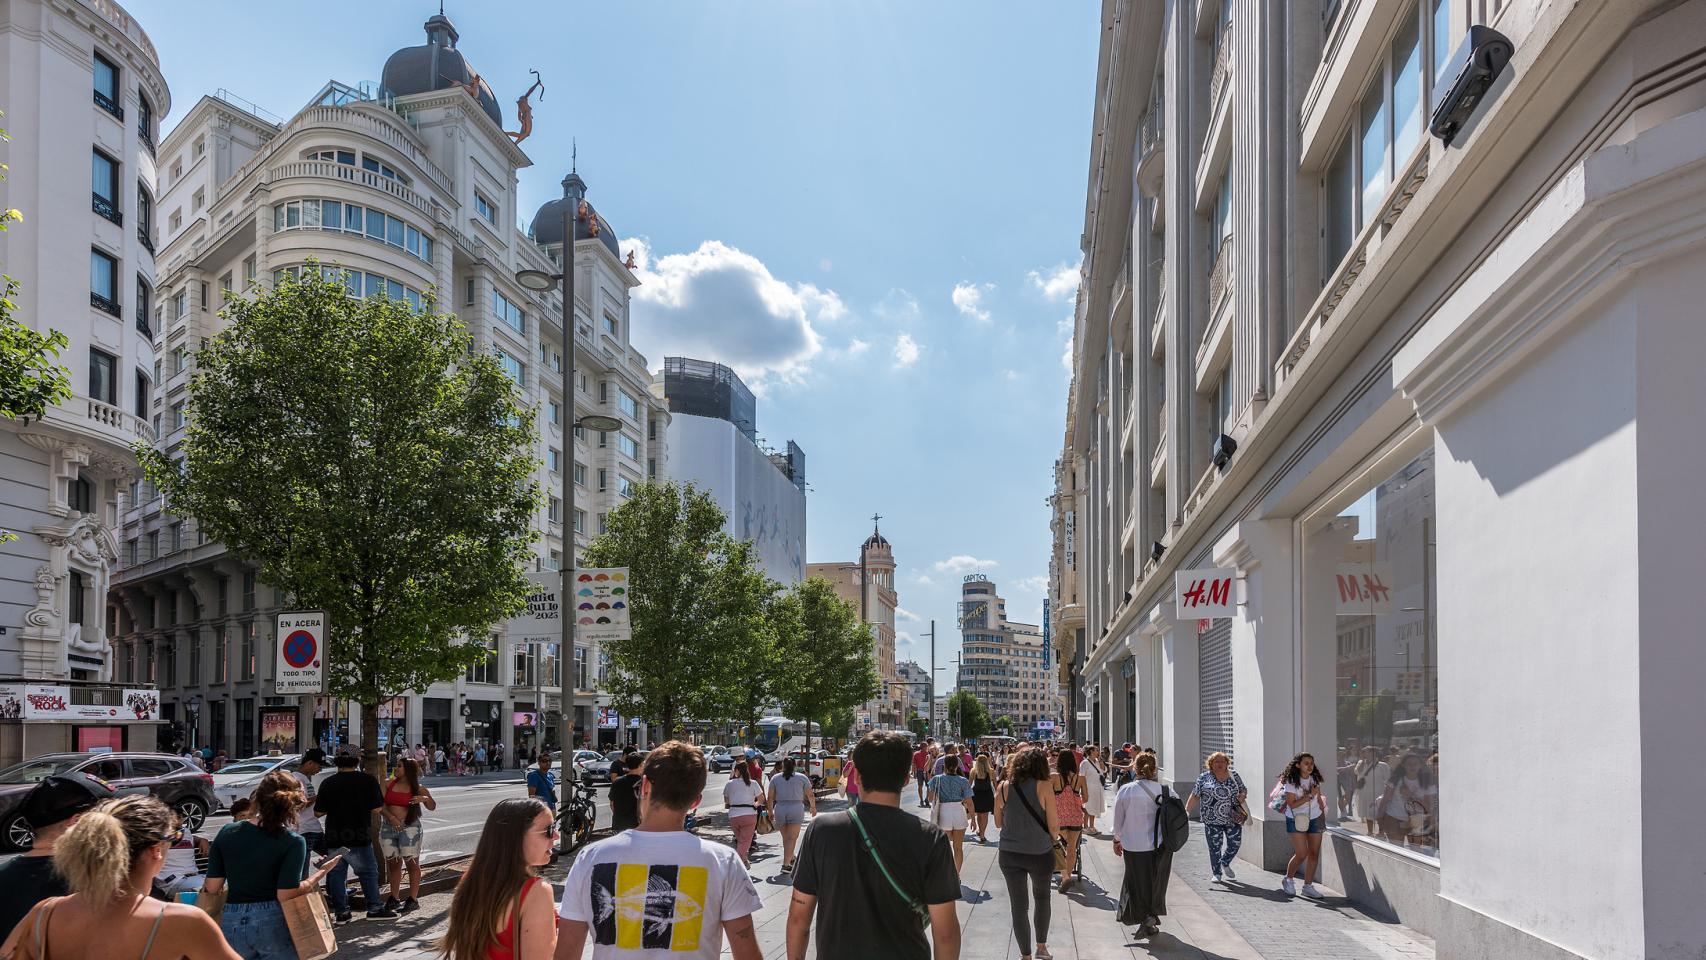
1429;26;1514;146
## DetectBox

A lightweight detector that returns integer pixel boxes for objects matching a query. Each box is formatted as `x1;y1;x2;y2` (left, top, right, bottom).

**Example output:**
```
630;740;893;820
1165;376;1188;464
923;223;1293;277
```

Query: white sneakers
1281;877;1297;896
1221;863;1237;881
1302;883;1324;899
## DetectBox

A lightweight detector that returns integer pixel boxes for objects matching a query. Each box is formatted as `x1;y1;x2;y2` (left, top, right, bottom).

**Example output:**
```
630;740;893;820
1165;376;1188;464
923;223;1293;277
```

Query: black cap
301;748;327;765
19;773;121;830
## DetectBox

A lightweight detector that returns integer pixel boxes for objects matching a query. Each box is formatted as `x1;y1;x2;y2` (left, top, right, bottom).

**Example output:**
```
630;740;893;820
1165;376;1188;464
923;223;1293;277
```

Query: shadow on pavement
959;884;993;903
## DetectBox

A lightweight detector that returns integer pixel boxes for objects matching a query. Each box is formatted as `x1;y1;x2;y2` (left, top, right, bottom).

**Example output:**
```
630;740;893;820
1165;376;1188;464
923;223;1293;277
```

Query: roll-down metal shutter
1198;618;1234;762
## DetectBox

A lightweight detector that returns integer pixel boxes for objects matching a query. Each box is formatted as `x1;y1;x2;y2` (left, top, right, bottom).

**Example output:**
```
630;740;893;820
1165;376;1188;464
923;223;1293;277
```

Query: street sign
506;572;563;640
1175;568;1236;618
573;568;631;645
1075;711;1093;721
274;611;326;695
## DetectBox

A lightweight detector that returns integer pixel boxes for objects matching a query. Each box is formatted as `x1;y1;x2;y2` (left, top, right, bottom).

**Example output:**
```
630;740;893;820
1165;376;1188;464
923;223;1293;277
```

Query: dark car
0;752;216;851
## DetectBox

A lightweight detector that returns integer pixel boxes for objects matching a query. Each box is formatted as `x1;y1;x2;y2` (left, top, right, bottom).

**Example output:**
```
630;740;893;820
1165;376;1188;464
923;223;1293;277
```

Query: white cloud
623;239;845;385
893;333;922;368
951;282;994;323
935;555;998;574
1003;369;1021;381
1012;575;1050;594
1027;259;1081;303
912;572;936;586
1061;334;1074;373
845;338;871;356
876;289;921;324
896;607;922;622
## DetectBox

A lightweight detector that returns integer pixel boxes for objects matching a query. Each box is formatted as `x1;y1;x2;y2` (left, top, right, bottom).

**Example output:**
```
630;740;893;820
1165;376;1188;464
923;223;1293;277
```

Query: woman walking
767;757;815;874
205;772;343;958
1081;746;1107;834
838;757;861;806
970;752;997;842
1112;753;1172;938
0;795;241;960
1352;746;1390;833
927;755;975;872
994;746;1059;960
1185;752;1247;882
1377;752;1436;848
1051;750;1086;891
438;797;557;958
380;757;438;914
1278;752;1327;898
722;761;765;866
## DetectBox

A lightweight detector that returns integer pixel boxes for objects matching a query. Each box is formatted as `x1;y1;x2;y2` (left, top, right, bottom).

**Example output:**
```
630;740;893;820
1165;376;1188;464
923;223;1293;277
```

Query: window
172;346;187;375
574;510;586;533
191;188;204;212
169;209;181;232
475;192;497;226
494;347;524;384
193;136;205;159
134;368;149;418
598;431;609;449
1317;445;1438;859
135;277;152;336
243;256;256;283
617;434;639;459
548;496;562;523
199;282;209;309
1212;177;1233;248
1430;0;1453;93
648;419;657;442
466;636;499;684
136;185;153;250
618;390;639;418
548;448;561;473
647;457;656;479
548;400;561;425
69;475;94;514
215;629;229;683
90;249;119;315
598;469;608;492
618;476;636;499
89;349;117;404
573;463;586;487
189;634;202;684
1212;375;1232;437
491;290;526;334
170;522;183;553
92;52;122;118
92;150;120;223
598;381;609;403
217;577;228;616
242;571;256;610
597;513;608;534
66;570;86;627
137;95;154;152
271;200;431;261
172;403;185;429
240;623;255;680
602;313;619;337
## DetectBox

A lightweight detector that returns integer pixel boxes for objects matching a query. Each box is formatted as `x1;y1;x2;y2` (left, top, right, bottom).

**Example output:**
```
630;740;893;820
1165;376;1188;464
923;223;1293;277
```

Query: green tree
993;714;1015;735
907;716;930;738
945;690;991;740
0;113;73;546
140;267;537;765
581;480;775;737
1355;691;1397;743
773;577;879;756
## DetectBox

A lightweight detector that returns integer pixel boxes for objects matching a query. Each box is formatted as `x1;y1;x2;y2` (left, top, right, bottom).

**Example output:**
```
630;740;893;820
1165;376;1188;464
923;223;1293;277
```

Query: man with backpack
1111;752;1187;939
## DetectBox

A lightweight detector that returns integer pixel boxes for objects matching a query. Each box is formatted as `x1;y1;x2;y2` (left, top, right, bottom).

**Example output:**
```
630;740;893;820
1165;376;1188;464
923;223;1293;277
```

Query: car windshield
218;760;281;775
0;757;80;784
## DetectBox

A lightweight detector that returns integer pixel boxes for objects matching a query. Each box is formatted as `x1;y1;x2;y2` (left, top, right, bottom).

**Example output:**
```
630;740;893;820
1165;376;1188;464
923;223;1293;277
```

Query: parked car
784;749;829;780
570;750;609;779
706;746;736;773
0;752;217;851
209;754;332;812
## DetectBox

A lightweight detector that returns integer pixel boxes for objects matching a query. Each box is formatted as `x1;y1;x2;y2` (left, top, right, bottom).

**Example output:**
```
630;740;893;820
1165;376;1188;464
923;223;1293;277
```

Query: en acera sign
1174;567;1236;618
275;610;326;695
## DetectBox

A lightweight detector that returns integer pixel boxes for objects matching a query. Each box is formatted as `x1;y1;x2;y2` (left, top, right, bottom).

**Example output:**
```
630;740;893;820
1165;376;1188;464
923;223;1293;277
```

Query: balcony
1137;107;1164;198
1207;235;1233;314
138;123;155;156
266;160;434;216
1208;22;1233;112
137;225;154;255
44;394;156;448
1149;418;1167;490
91;292;121;317
1149;269;1167;359
93;89;124;120
93;194;122;226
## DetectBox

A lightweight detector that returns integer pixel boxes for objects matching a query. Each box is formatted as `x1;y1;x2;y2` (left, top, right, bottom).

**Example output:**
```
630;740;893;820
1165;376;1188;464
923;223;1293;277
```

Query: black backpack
1152;784;1190;853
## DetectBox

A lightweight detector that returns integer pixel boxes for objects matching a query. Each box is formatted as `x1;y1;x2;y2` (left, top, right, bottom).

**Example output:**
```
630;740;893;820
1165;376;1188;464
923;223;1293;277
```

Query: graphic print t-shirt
559;829;763;958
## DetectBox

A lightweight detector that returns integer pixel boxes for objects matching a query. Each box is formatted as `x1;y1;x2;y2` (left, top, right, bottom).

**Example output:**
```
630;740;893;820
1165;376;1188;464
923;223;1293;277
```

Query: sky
128;0;1099;692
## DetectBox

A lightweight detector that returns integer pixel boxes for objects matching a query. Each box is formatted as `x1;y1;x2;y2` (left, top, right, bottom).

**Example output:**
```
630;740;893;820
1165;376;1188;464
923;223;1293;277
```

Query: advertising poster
507;571;563;640
572;568;631;645
260;709;298;753
122;689;160;721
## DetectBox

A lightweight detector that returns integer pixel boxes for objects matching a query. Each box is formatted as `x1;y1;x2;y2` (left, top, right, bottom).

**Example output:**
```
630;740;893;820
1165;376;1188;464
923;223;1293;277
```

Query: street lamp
517;212;622;840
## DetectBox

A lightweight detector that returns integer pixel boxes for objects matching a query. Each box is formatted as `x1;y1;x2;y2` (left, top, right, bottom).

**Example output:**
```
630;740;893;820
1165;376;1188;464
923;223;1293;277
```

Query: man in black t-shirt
788;730;961;960
0;773;125;941
312;754;396;922
608;753;644;832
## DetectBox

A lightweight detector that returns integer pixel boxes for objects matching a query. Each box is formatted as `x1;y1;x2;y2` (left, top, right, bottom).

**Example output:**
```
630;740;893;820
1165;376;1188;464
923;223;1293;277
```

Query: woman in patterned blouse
1184;752;1248;883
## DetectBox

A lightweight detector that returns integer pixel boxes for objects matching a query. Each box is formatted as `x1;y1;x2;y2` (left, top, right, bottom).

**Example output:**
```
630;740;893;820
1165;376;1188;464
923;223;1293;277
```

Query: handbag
1011;780;1071;871
847;808;930;928
755;809;775;835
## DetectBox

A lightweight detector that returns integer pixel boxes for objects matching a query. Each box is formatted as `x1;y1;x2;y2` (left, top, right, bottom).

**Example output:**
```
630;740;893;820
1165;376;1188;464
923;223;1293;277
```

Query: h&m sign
1174;568;1236;618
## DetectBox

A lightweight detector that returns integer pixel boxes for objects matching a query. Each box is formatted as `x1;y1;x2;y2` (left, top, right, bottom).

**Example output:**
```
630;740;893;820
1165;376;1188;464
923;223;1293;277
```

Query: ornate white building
0;0;168;719
105;11;668;758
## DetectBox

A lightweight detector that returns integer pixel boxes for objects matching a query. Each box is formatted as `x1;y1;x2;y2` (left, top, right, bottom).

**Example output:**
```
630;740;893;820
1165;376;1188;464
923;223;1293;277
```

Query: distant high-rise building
807;519;899;729
955;575;1052;735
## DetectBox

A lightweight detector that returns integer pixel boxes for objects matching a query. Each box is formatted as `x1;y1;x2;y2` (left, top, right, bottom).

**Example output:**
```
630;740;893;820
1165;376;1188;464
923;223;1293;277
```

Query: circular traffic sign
282;630;317;669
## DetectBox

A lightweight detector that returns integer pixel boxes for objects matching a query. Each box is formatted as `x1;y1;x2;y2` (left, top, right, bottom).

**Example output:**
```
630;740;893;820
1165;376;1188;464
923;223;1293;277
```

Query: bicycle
557;778;598;852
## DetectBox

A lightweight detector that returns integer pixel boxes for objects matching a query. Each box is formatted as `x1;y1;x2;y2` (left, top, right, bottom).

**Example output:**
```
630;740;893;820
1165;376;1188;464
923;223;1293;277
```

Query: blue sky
130;0;1098;688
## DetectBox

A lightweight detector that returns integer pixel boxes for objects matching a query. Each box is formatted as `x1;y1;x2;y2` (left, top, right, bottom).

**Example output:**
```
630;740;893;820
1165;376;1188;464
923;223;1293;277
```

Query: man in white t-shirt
555;741;762;960
294;748;328;856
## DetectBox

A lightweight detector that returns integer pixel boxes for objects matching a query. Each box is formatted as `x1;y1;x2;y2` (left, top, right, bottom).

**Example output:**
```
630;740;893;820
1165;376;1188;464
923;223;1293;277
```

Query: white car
569;750;608;778
210;755;325;811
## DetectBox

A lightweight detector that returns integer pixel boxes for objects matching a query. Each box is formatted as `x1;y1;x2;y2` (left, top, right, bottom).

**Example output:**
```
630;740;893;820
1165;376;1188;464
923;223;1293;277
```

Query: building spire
872;512;882;534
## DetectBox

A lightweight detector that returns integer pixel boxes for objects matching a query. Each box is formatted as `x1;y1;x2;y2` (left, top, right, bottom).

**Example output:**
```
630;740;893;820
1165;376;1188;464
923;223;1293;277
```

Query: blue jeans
1204;823;1243;876
327;843;381;914
219;900;293;960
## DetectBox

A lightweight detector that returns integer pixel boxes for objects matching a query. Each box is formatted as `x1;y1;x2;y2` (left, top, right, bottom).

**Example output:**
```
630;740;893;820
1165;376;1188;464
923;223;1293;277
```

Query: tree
774;577;879;758
140;267;537;767
0;113;73;546
580;480;776;737
907;716;930;738
1356;690;1398;744
993;714;1015;736
945;690;991;740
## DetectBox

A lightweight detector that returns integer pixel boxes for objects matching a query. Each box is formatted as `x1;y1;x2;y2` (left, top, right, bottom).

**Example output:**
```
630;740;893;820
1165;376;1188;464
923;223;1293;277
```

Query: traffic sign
275;611;326;695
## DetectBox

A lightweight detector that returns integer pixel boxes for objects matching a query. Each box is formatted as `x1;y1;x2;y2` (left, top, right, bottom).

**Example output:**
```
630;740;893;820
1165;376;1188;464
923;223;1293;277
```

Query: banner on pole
573;568;631;645
507;572;563;640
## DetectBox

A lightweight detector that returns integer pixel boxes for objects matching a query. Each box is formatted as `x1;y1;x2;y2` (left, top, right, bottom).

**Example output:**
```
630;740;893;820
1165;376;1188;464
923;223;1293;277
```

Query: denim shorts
1285;816;1325;834
219;900;294;959
379;819;424;859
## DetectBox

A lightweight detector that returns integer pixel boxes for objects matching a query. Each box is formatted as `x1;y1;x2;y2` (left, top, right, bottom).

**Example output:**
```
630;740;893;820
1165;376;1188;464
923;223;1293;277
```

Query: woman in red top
380;758;436;913
439;797;557;959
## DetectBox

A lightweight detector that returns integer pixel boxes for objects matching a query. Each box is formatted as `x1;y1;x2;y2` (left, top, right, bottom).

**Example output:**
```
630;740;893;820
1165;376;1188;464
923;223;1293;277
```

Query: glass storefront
1313;446;1440;858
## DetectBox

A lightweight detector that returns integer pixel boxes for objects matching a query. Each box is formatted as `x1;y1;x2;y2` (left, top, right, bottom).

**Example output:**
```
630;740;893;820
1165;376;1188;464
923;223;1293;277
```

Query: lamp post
518;205;621;847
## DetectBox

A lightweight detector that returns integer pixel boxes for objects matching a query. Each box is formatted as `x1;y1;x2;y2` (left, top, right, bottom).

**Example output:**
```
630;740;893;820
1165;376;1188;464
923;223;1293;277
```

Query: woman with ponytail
0;795;241;959
202;770;343;958
438;797;557;958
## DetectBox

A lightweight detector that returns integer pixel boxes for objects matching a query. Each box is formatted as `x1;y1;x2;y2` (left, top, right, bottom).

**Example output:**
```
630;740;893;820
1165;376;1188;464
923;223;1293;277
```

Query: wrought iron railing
94;89;124;120
91;292;121;317
93;193;122;225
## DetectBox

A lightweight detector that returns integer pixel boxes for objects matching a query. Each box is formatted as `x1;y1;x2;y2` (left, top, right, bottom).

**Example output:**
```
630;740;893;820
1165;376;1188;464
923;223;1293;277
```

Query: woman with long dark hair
1278;752;1327;898
204;771;343;958
927;754;974;871
766;756;815;873
722;758;765;865
970;752;997;842
1377;752;1437;849
439;798;557;958
994;746;1059;960
0;795;241;960
1051;749;1086;891
380;756;438;913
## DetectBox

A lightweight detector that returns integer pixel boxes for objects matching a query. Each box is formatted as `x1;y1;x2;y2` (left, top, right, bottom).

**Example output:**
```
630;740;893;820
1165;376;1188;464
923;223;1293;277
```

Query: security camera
1429;26;1513;146
1211;433;1238;470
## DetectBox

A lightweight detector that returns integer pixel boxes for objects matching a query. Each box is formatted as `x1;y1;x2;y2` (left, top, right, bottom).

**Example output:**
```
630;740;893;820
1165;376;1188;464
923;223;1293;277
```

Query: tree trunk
360;701;384;779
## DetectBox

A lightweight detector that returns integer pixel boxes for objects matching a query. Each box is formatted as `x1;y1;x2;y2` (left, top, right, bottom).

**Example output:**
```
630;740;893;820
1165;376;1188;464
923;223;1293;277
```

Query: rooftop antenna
439;0;445;15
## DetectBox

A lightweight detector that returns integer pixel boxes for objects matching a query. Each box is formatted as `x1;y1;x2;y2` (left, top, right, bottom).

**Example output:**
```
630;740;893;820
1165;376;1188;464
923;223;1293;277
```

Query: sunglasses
537;822;560;838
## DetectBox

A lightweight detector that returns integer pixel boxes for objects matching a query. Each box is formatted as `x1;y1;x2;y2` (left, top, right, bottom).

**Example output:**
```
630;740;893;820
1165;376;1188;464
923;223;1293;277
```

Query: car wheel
3;813;34;851
176;797;208;832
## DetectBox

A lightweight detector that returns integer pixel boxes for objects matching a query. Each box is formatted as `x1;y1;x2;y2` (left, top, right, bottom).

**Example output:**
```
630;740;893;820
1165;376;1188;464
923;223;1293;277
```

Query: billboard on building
260;708;298;753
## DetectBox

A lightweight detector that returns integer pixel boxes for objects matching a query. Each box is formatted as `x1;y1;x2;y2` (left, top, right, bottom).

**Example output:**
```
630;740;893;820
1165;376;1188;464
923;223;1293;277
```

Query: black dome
530;172;621;258
381;14;502;128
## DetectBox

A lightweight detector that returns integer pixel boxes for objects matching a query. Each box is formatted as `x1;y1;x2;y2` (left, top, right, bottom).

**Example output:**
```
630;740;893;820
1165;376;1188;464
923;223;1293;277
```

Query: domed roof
863;520;890;550
380;14;502;128
529;172;621;258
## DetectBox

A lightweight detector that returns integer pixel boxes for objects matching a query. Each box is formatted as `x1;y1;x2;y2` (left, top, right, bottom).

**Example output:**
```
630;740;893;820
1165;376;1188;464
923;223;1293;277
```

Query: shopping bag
194;885;225;923
282;891;338;960
755;809;776;835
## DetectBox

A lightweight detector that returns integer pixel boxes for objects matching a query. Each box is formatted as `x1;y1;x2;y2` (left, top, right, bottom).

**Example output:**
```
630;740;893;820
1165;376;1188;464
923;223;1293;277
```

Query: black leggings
999;849;1053;955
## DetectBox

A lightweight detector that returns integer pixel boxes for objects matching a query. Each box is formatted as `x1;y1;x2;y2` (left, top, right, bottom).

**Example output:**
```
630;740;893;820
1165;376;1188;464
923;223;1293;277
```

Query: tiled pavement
343;797;1435;958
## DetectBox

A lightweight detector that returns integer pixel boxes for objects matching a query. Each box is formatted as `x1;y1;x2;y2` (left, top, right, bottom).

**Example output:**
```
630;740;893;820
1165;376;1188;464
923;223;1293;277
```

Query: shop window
1316;445;1439;858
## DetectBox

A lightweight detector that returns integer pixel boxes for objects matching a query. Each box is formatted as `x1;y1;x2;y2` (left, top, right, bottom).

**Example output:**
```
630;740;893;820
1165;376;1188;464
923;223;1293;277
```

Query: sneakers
400;898;420;914
1302;883;1324;899
366;906;400;920
1222;863;1237;881
382;898;402;913
1281;876;1296;896
334;911;353;924
1212;872;1223;883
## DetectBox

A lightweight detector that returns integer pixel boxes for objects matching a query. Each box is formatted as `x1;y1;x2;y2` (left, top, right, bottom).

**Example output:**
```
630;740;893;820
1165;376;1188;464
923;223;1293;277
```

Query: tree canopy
773;577;879;749
946;689;991;740
141;267;537;755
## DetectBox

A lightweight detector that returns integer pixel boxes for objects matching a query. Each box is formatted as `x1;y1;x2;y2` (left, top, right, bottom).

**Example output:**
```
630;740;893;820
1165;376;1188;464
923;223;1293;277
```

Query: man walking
527;751;559;815
788;731;961;960
314;753;398;922
911;740;931;805
556;741;763;959
608;753;645;833
293;747;328;858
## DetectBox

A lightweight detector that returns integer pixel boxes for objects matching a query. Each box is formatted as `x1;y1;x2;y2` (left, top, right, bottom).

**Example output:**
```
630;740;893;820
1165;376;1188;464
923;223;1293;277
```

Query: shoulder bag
847;808;930;928
1012;780;1071;871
